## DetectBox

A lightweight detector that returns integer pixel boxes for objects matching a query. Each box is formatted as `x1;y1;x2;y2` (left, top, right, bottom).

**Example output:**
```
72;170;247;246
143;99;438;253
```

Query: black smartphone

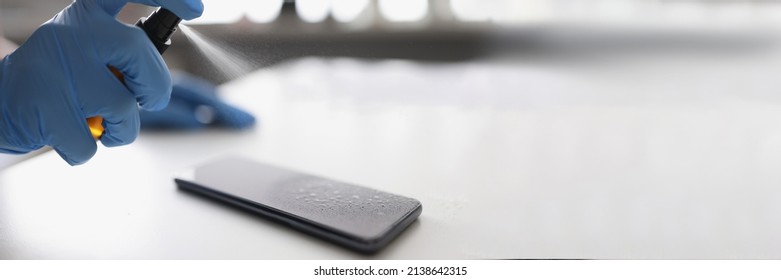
174;156;422;254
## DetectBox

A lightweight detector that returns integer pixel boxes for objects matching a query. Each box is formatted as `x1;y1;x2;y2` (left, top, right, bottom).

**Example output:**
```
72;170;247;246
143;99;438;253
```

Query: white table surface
2;54;781;259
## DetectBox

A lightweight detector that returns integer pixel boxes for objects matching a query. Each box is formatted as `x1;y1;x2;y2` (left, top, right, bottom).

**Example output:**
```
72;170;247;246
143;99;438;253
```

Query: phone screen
175;156;422;253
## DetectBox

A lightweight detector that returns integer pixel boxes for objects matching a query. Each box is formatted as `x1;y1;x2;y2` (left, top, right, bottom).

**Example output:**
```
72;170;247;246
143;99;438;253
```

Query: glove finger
88;0;128;16
98;90;142;147
99;23;173;111
137;0;204;20
48;102;99;166
91;0;204;20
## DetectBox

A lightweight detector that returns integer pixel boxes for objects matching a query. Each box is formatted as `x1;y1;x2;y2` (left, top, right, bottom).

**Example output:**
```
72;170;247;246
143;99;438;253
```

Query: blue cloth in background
140;72;256;130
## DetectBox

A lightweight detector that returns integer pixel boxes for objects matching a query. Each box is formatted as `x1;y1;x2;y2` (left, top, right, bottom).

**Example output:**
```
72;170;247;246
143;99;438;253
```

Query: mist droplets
178;24;254;80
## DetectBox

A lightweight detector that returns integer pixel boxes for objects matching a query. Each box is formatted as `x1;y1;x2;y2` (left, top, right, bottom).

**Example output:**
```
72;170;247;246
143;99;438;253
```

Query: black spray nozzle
136;8;182;54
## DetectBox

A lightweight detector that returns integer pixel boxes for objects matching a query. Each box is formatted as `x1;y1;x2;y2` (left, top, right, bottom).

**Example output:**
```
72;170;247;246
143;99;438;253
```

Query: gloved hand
140;72;256;130
0;0;203;165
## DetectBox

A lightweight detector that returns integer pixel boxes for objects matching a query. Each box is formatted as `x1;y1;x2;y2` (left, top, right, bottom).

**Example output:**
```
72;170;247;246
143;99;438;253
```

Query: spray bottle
87;7;183;139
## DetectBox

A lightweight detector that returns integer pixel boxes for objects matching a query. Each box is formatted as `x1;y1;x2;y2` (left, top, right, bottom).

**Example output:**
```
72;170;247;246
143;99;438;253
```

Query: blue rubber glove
0;0;203;165
140;72;256;130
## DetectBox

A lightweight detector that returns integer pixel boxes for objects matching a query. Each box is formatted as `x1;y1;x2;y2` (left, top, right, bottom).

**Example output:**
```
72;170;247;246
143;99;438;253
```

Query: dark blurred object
140;72;256;130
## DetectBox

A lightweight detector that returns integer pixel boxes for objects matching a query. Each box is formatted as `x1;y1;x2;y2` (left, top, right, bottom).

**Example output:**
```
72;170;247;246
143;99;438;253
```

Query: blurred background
3;0;781;84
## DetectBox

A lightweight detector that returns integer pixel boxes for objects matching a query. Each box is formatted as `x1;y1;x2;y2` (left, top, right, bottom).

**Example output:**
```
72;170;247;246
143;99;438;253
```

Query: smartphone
174;156;422;254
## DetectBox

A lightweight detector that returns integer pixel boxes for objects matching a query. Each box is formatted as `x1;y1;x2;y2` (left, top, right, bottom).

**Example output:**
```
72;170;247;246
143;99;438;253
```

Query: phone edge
174;178;422;254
